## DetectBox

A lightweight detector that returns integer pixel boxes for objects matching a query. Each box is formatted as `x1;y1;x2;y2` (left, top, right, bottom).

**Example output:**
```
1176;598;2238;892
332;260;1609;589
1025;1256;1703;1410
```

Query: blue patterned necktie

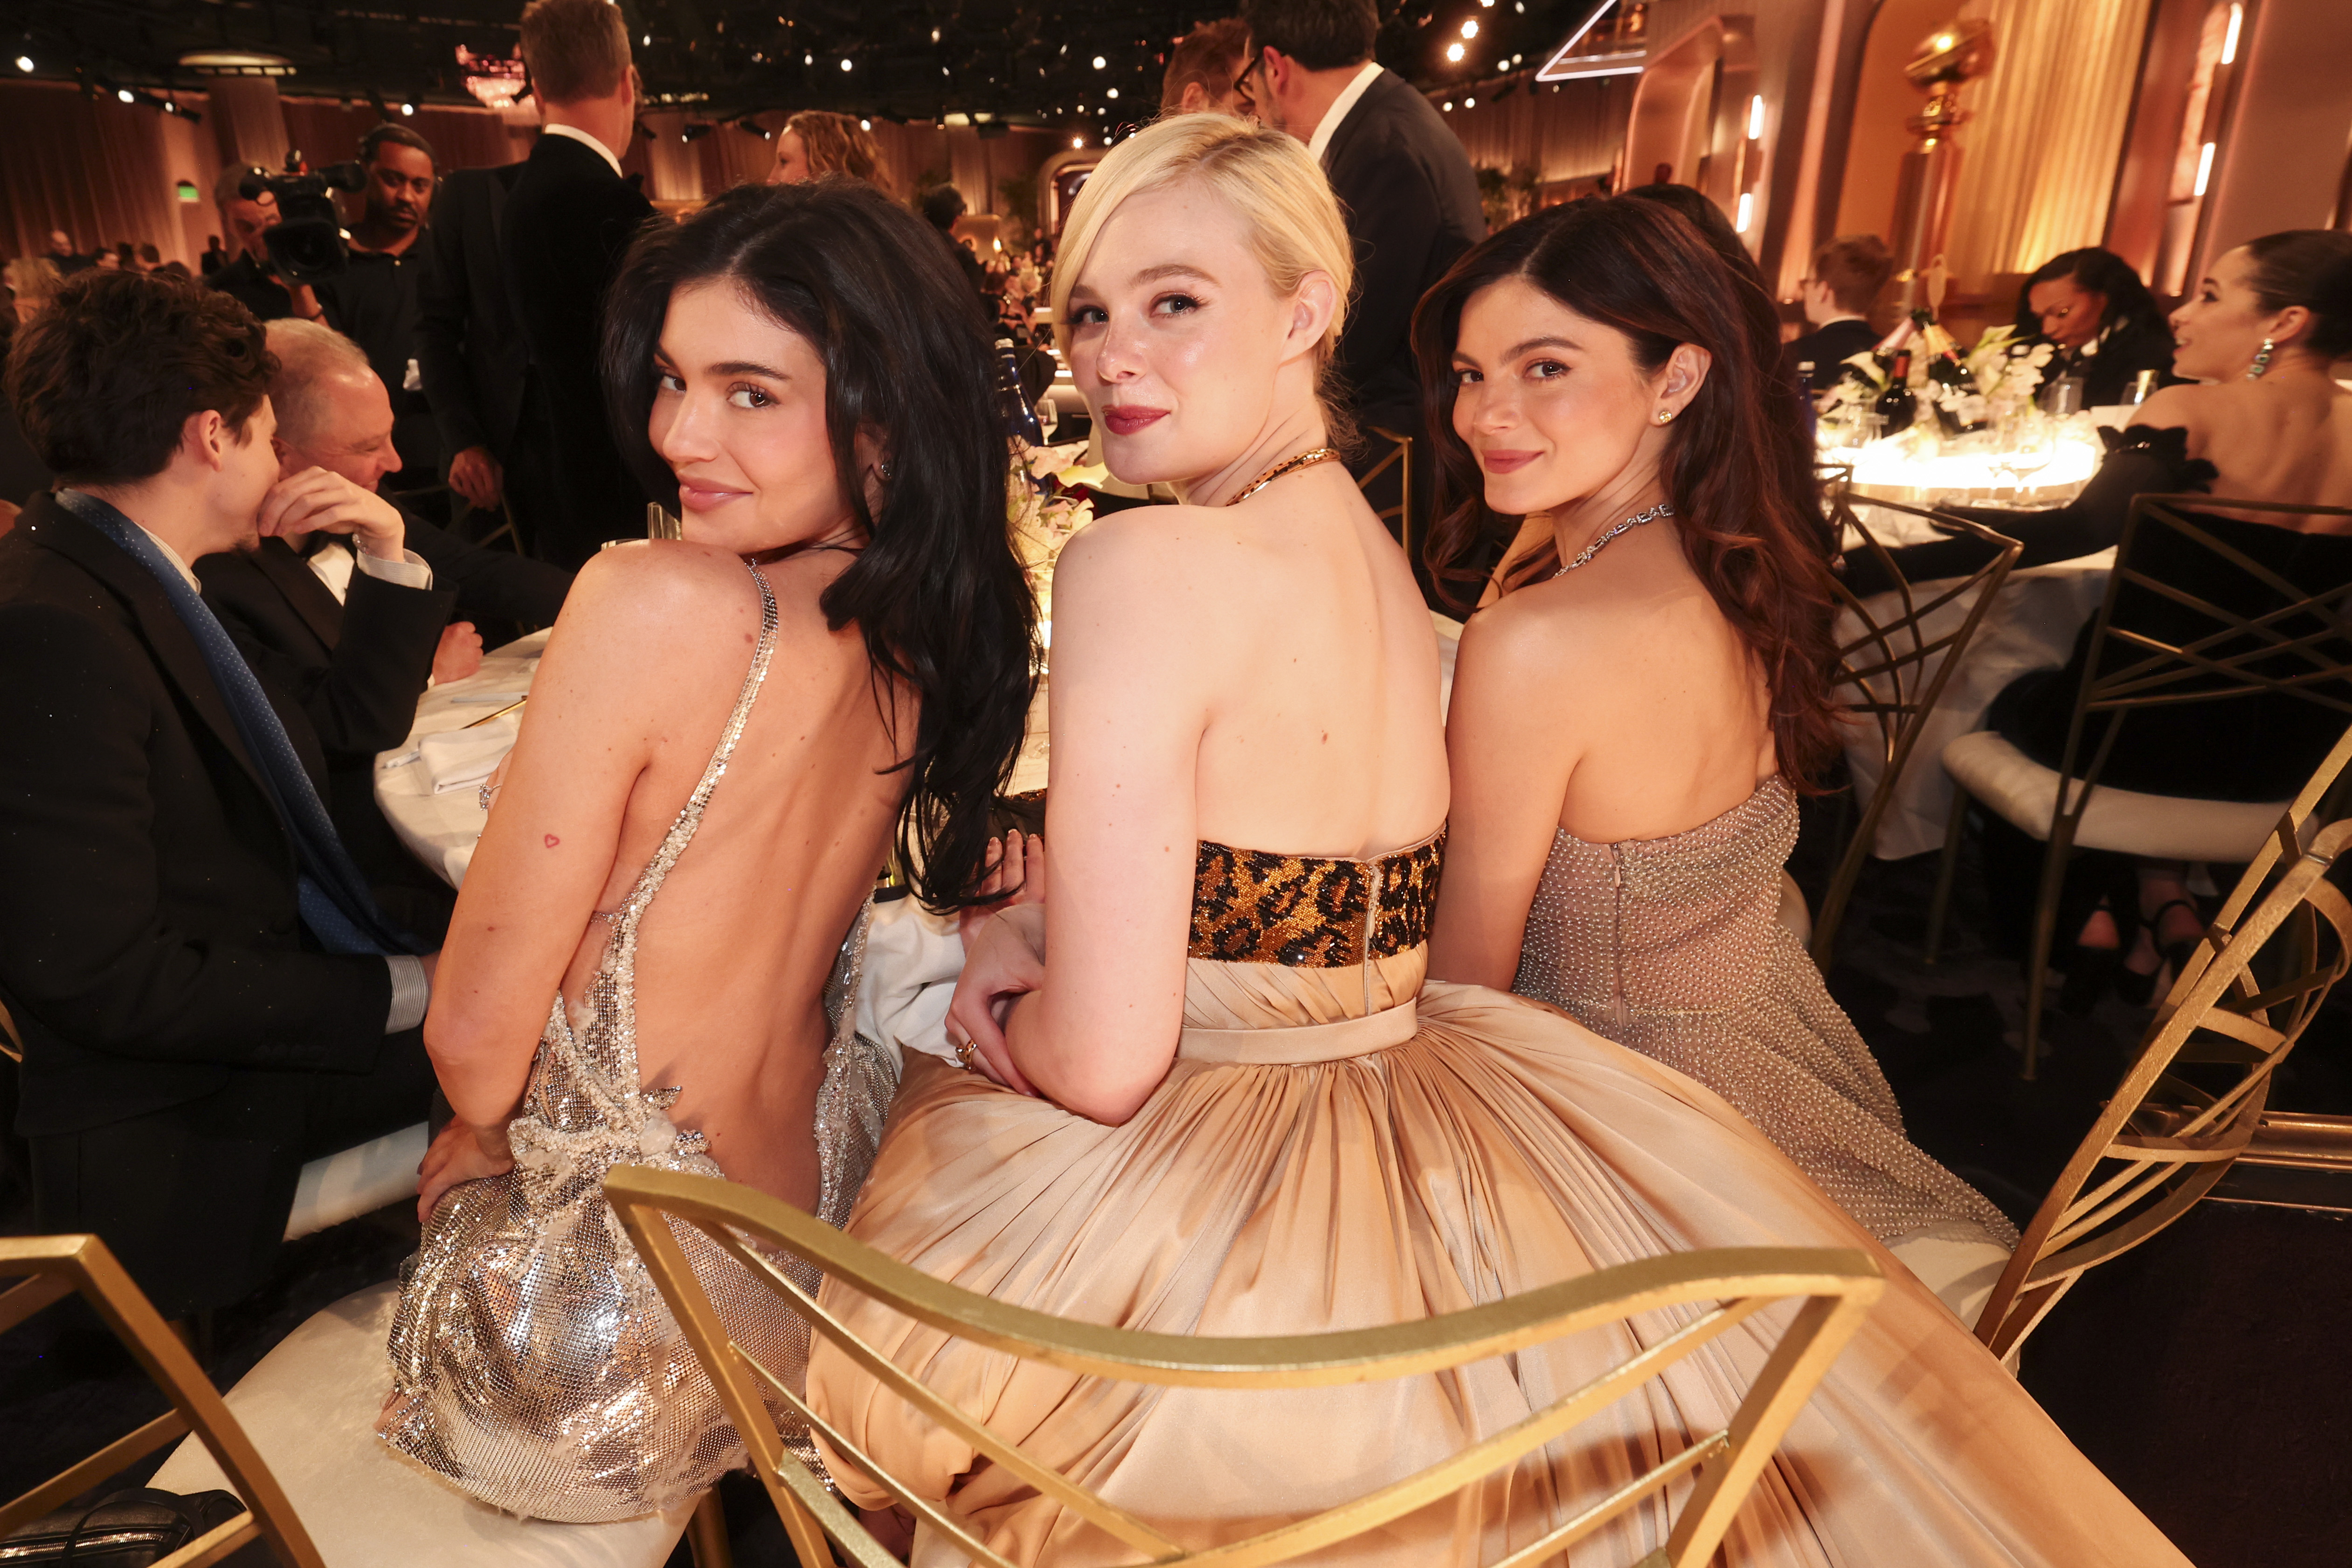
55;489;421;957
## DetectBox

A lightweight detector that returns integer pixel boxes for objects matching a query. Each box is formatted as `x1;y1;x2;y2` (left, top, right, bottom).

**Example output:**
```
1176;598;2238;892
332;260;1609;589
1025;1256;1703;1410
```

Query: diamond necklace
1554;501;1675;576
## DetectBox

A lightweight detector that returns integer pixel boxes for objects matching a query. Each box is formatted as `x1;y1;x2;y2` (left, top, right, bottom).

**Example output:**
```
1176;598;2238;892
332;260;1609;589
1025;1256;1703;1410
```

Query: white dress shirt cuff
355;546;435;591
385;954;431;1034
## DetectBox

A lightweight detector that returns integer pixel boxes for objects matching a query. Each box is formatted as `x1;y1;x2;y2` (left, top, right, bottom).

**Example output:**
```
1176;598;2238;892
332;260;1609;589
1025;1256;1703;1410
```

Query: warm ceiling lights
840;58;852;70
1106;87;1118;98
1091;55;1106;68
1445;42;1465;61
116;88;134;102
175;49;296;77
14;56;31;73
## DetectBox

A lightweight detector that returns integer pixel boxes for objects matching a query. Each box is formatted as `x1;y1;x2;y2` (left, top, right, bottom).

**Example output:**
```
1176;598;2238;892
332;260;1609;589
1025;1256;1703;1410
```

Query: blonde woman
767;109;891;193
806;116;2186;1566
4;256;62;323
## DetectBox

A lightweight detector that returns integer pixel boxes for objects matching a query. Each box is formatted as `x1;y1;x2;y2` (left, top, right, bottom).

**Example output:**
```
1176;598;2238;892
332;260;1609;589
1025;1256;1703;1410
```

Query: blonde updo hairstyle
1049;113;1356;442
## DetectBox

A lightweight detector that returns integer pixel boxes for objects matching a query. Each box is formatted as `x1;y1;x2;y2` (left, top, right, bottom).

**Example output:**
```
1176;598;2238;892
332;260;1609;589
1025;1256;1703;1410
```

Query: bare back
1178;466;1449;857
437;541;910;1210
2137;378;2352;523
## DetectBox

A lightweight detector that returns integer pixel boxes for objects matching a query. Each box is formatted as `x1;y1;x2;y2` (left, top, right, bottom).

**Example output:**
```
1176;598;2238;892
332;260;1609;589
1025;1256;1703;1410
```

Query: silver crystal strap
606;556;783;926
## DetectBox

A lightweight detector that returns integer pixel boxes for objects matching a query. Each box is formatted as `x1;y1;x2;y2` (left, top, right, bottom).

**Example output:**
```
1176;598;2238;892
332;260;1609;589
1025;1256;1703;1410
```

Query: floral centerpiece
1008;440;1097;648
1819;322;2057;444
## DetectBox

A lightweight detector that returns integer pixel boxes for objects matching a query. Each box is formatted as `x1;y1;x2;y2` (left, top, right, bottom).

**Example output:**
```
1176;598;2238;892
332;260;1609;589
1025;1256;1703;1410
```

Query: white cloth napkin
419;716;519;794
856;895;965;1068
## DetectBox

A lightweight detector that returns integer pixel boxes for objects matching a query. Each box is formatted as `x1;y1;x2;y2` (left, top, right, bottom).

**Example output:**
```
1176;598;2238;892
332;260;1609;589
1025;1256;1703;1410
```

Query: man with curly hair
0;271;442;1319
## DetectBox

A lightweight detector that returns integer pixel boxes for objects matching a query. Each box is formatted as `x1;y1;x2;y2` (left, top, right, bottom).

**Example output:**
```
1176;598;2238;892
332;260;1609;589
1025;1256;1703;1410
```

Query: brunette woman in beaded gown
375;182;1035;1523
1417;200;2019;1316
804;116;2187;1567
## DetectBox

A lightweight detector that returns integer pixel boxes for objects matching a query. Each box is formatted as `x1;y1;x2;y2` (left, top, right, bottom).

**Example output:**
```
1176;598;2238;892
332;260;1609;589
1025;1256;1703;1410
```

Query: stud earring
2245;338;2274;381
1656;410;1675;424
876;460;893;480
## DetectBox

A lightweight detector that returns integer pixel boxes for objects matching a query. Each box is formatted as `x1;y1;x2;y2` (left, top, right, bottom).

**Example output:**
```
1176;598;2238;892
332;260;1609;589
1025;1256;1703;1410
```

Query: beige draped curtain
1944;0;2154;283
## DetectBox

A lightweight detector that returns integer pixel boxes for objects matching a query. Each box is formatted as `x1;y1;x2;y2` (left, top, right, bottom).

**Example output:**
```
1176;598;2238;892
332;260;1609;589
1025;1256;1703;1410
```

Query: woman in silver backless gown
1419;199;2018;1310
375;180;1037;1523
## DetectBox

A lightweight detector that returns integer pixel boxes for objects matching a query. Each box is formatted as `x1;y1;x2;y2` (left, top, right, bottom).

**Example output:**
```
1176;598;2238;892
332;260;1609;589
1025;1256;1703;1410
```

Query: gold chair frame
1359;425;1415;560
607;1166;1882;1568
1812;479;2022;965
1927;494;2352;1075
1974;743;2352;1360
0;1234;323;1567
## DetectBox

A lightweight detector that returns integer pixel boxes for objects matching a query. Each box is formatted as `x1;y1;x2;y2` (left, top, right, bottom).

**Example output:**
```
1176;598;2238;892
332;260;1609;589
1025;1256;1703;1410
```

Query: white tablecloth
1840;546;2113;861
376;631;1056;890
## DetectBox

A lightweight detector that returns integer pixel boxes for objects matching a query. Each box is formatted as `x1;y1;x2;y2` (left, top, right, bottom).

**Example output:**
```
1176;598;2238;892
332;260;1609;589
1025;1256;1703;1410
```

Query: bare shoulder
547;540;771;687
1054;504;1241;614
2130;383;2218;431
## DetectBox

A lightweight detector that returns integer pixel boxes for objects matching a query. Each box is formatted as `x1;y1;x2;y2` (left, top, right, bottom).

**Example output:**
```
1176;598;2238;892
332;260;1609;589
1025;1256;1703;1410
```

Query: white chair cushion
1942;730;2291;862
151;1283;688;1567
285;1124;429;1242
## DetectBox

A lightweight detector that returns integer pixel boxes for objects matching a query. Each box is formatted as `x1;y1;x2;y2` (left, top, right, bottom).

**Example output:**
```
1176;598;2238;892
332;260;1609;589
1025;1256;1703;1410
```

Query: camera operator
313;125;442;497
205;163;322;325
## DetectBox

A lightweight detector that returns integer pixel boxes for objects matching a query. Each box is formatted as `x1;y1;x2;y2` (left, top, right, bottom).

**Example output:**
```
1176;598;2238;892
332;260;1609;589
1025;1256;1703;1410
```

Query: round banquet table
376;631;1054;890
1839;499;2111;860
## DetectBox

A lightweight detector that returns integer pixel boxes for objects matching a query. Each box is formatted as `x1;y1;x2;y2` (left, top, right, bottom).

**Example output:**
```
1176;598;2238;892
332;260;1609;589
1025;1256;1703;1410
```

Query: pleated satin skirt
806;951;2189;1567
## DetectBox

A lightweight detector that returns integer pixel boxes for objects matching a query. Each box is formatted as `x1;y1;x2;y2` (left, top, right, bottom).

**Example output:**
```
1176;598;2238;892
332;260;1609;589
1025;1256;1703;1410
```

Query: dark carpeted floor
4;813;2347;1566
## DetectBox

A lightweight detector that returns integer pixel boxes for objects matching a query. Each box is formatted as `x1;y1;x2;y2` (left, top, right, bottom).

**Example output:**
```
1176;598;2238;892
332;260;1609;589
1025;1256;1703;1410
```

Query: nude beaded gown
806;830;2189;1567
1511;777;2019;1272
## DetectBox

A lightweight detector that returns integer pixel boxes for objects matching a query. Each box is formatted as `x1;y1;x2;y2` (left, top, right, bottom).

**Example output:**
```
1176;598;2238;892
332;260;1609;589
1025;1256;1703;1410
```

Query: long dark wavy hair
602;178;1038;910
1413;196;1844;790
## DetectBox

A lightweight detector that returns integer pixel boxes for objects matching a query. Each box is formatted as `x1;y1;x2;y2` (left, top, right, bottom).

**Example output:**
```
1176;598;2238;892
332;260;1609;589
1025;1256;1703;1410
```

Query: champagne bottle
1912;309;1984;434
1875;349;1917;436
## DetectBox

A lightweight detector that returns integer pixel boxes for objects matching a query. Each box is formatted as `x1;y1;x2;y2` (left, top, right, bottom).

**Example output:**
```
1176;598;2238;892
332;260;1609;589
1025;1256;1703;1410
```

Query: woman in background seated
808;115;2186;1568
379;180;1034;1523
1421;198;2017;1299
1990;230;2352;1004
767;109;893;193
2020;246;2180;409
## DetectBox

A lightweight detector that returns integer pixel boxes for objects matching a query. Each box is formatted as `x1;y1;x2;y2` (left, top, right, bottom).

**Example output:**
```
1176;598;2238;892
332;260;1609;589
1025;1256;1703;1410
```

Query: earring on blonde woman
2246;337;2275;380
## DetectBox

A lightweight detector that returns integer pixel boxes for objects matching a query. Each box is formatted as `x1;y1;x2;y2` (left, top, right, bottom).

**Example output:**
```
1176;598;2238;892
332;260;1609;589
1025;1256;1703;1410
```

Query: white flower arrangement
1962;324;2054;409
1007;442;1097;637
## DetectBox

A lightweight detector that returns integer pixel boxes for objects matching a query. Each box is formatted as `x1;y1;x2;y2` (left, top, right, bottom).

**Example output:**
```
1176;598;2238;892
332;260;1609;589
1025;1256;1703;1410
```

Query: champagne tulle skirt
807;953;2187;1567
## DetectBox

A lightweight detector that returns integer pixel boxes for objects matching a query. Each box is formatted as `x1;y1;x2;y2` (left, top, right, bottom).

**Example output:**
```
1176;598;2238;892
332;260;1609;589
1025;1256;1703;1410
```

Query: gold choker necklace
1227;446;1343;505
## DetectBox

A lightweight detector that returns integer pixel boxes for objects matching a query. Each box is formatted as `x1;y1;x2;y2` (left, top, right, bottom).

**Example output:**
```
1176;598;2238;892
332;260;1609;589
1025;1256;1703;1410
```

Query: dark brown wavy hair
1413;196;1844;790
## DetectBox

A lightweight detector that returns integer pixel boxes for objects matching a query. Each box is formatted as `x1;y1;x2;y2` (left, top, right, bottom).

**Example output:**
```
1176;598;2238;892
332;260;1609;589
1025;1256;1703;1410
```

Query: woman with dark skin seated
2019;246;2181;409
1983;232;2352;1002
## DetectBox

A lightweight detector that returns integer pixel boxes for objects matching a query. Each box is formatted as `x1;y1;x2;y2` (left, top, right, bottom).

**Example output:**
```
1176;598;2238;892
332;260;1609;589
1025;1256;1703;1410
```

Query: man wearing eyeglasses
1238;0;1482;559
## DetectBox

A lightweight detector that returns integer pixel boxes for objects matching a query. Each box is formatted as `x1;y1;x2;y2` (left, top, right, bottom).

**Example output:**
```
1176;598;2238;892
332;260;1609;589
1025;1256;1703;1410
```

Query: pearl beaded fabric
381;558;900;1522
1511;777;2016;1248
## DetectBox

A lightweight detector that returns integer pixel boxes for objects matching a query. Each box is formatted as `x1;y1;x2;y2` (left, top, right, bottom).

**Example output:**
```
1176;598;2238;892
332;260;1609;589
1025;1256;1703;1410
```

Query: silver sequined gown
382;558;901;1523
1512;777;2015;1250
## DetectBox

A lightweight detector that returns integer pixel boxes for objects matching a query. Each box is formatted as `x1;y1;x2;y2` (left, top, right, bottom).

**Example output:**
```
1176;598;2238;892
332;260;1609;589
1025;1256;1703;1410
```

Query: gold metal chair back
1965;494;2352;1073
1358;425;1415;557
1975;804;2352;1360
607;1166;1882;1568
0;1234;324;1566
1814;479;2021;963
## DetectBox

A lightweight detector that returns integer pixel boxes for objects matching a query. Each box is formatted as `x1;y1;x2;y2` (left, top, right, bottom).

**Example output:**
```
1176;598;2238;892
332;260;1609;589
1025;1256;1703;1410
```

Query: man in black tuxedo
0;272;442;1318
1785;233;1892;393
502;0;657;567
415;159;554;547
199;319;573;941
1241;0;1484;445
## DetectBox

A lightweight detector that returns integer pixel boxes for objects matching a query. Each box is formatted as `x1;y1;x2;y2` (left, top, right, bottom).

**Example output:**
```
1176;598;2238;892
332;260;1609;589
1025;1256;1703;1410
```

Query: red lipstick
1101;404;1168;437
